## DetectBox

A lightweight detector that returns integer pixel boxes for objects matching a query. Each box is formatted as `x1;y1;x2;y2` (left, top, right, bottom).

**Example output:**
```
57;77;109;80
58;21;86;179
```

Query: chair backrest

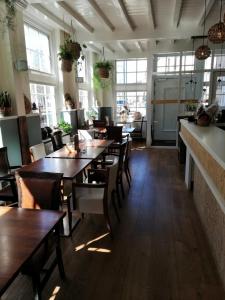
50;130;64;151
0;147;10;174
107;157;119;201
30;143;46;162
140;116;144;131
93;120;106;128
16;171;63;210
106;126;123;143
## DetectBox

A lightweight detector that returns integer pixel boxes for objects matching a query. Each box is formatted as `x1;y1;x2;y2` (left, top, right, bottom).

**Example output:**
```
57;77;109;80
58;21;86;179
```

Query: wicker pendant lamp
208;0;225;44
195;0;211;60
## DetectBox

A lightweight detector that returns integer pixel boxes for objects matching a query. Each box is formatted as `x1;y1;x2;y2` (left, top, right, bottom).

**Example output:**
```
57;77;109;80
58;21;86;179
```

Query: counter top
180;119;225;170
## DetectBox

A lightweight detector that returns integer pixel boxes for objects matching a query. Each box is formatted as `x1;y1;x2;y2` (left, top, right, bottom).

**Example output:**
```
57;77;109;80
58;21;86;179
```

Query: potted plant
94;61;113;79
58;120;72;134
0;91;12;117
58;38;86;73
0;0;17;33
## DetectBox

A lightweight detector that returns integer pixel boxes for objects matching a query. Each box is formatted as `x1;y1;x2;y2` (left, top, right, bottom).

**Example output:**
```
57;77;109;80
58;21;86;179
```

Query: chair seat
76;187;104;214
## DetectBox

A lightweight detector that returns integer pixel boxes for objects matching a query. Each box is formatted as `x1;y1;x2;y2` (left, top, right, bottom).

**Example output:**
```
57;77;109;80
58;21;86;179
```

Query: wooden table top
46;146;105;160
20;158;92;179
79;139;114;148
0;207;65;297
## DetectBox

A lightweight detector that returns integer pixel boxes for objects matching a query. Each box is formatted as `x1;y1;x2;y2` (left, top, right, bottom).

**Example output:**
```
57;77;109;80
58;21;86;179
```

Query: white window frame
116;59;147;85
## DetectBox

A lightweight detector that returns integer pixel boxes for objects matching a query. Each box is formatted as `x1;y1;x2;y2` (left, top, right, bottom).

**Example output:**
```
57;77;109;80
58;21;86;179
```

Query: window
24;24;51;73
79;90;89;117
156;55;180;73
30;83;56;127
213;54;225;69
181;54;195;71
116;91;147;118
215;77;225;107
77;57;86;82
116;59;147;84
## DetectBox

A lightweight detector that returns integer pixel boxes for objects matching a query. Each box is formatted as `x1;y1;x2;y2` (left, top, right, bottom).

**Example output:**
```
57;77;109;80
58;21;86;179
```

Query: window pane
127;60;136;72
137;60;147;71
126;72;136;83
117;73;124;84
137;72;147;83
116;61;124;72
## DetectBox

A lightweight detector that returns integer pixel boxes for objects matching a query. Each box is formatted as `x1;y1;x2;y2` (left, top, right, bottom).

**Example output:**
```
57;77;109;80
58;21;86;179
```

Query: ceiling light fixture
195;0;211;60
208;0;225;44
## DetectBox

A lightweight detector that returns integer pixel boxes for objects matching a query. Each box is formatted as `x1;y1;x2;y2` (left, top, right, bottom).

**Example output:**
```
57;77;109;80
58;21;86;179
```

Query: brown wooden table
46;146;105;160
79;139;114;148
0;207;65;297
20;157;92;179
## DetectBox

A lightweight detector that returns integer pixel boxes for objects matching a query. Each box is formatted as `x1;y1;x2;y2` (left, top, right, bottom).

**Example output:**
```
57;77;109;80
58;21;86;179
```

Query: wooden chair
131;117;144;139
93;119;106;128
15;171;65;299
72;165;119;236
0;147;20;206
106;126;123;143
50;130;65;151
124;138;132;187
30;143;46;162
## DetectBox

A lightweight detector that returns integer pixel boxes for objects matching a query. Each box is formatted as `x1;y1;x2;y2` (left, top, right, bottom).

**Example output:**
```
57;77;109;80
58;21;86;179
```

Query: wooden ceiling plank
118;0;136;31
174;0;183;28
119;42;129;52
87;44;101;54
32;3;71;33
147;0;156;29
104;43;115;53
87;0;115;32
137;41;144;52
198;0;217;26
58;1;94;33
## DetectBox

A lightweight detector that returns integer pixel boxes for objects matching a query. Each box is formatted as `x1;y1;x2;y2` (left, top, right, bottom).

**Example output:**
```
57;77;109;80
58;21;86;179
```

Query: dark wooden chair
106;126;123;143
131;117;144;139
50;130;65;151
93;119;106;128
0;147;20;206
15;171;65;299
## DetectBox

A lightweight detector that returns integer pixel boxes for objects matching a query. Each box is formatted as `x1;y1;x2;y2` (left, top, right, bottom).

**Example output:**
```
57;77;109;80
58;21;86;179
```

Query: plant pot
4;107;11;116
61;59;73;72
67;42;81;60
98;67;109;78
0;108;5;117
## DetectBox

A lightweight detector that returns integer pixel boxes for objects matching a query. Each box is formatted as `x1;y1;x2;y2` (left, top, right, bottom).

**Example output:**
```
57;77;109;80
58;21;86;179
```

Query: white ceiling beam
58;1;94;33
119;42;130;52
174;0;183;27
87;0;115;32
136;41;144;52
16;0;28;9
87;44;101;54
104;43;115;53
118;0;136;31
198;0;217;26
147;0;156;29
32;3;71;33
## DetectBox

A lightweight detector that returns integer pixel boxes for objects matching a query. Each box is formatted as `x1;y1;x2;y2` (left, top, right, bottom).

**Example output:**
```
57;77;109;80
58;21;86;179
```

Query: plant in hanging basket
0;91;12;117
94;61;113;79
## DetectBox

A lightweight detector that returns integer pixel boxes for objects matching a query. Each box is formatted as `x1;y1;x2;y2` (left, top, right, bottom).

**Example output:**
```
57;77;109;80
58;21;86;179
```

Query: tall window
77;58;86;82
116;91;147;117
156;55;180;73
30;83;56;127
24;24;51;73
181;54;195;71
79;90;89;118
116;59;147;84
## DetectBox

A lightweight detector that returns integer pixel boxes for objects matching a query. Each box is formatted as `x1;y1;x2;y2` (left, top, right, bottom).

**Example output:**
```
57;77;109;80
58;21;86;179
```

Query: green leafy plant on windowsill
0;0;17;33
58;120;72;134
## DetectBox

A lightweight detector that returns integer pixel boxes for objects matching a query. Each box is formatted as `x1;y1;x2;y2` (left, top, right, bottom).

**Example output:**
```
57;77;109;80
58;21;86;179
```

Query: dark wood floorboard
2;148;225;300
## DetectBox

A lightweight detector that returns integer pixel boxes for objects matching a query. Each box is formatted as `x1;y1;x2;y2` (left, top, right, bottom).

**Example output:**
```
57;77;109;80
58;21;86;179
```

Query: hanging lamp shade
208;22;225;43
195;45;211;60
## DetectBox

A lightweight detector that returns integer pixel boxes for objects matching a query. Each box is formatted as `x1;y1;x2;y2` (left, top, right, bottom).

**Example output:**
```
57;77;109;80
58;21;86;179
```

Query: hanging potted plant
0;0;17;33
58;40;74;72
94;61;113;79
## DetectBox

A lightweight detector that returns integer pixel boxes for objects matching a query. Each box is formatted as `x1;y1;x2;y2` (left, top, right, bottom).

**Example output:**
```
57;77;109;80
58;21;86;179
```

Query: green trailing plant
0;91;11;108
0;0;16;32
93;60;113;90
58;120;72;134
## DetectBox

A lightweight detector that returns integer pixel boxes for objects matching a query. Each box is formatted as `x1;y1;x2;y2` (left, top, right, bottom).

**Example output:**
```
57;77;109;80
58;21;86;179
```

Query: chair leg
66;196;72;235
127;166;132;181
125;169;131;187
56;244;65;279
104;211;113;238
116;184;122;208
112;191;120;222
120;175;125;198
31;274;42;300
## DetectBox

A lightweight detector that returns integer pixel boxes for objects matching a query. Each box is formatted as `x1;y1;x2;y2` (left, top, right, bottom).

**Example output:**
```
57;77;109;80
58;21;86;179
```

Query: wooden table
46;146;105;160
79;139;114;148
20;157;92;179
0;207;65;297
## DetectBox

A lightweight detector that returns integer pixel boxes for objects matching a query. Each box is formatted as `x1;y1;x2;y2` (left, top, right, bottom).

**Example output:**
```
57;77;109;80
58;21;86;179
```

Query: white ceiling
24;0;225;58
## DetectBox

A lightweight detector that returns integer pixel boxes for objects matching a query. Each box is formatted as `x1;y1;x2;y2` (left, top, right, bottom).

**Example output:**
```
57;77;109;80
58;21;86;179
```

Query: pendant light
208;0;225;44
195;0;211;60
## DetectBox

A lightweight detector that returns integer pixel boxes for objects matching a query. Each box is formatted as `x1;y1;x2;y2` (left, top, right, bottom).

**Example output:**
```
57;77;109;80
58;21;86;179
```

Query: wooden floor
3;147;225;300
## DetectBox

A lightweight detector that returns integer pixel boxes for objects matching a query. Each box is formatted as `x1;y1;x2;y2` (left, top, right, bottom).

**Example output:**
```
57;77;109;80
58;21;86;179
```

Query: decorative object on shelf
64;93;75;110
41;127;48;140
0;91;12;117
119;105;130;122
24;94;31;114
208;0;225;44
86;108;98;124
133;111;142;121
58;120;72;134
32;102;38;112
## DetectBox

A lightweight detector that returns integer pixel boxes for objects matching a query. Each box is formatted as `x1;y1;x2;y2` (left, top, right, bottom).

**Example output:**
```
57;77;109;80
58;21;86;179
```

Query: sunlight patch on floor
49;286;60;300
74;233;110;253
87;247;111;253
